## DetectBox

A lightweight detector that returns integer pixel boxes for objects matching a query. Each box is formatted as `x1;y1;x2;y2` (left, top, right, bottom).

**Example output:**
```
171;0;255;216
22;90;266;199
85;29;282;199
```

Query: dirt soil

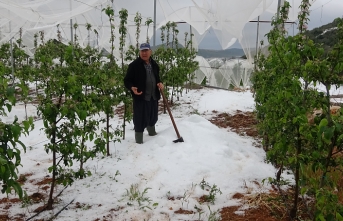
208;110;292;221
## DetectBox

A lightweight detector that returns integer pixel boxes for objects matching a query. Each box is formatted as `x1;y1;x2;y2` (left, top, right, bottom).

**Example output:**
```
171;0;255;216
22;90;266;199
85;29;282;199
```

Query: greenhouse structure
1;0;309;89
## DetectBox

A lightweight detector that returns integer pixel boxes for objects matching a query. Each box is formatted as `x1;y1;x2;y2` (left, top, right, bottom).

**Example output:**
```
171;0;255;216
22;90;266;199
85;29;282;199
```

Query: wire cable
310;0;334;12
73;0;105;11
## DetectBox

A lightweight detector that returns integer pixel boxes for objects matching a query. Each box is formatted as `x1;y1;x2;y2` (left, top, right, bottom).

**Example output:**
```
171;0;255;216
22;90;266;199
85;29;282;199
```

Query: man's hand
157;83;164;90
131;87;142;95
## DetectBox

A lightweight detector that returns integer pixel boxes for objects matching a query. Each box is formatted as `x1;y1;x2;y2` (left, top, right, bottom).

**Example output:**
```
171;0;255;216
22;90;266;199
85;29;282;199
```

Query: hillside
305;18;341;52
151;44;245;59
197;48;245;58
195;18;341;58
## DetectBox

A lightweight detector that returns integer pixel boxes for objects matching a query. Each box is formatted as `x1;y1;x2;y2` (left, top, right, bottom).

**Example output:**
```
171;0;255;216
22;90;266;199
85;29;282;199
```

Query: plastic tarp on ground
192;56;212;85
194;57;253;89
225;59;253;88
208;58;224;69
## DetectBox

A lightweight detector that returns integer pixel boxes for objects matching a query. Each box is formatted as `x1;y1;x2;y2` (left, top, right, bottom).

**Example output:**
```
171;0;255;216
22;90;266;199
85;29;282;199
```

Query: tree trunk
47;125;57;210
106;113;110;156
123;102;127;140
290;131;301;219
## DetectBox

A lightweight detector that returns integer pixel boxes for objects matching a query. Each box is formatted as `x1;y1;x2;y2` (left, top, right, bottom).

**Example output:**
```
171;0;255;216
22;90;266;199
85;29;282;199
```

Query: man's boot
146;126;157;136
135;132;143;144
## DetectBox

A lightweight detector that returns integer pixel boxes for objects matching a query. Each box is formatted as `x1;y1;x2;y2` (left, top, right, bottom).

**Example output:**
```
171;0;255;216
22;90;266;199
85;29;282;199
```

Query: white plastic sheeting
192;56;212;85
0;0;113;55
193;57;253;89
158;0;317;51
208;58;224;69
224;59;253;88
0;0;312;56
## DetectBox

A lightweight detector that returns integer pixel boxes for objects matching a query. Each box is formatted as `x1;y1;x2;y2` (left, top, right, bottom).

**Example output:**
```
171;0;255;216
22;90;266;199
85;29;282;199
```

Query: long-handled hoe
159;88;184;143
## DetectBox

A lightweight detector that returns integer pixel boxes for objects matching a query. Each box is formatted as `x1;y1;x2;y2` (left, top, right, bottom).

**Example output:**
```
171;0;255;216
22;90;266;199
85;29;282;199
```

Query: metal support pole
190;25;192;42
88;30;90;46
153;0;157;46
9;21;15;85
70;0;73;44
276;0;286;31
70;19;73;44
255;16;260;59
276;0;285;25
276;0;282;21
70;0;74;57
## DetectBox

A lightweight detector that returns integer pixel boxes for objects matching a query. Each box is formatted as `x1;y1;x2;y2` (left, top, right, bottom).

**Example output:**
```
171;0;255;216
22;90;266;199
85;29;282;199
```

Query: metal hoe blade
173;137;184;143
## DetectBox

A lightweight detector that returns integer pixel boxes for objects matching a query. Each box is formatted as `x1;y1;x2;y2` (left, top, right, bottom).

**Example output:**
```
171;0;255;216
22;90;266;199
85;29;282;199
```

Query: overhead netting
0;0;315;88
0;0;306;53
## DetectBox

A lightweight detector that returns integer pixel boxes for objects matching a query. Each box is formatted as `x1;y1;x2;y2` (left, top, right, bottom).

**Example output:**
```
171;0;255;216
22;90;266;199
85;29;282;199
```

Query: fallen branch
47;198;75;221
25;185;70;221
330;94;343;98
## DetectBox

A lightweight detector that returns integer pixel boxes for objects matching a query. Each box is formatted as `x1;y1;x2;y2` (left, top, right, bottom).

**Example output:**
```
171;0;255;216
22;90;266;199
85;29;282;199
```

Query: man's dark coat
124;57;162;100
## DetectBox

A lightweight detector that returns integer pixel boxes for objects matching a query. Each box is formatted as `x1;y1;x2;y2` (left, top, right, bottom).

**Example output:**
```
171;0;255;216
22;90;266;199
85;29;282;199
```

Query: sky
309;0;343;29
1;87;291;220
196;0;343;49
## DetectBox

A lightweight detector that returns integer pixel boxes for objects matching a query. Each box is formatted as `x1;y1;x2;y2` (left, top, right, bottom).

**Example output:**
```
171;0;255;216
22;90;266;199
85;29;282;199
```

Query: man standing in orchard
124;43;164;144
